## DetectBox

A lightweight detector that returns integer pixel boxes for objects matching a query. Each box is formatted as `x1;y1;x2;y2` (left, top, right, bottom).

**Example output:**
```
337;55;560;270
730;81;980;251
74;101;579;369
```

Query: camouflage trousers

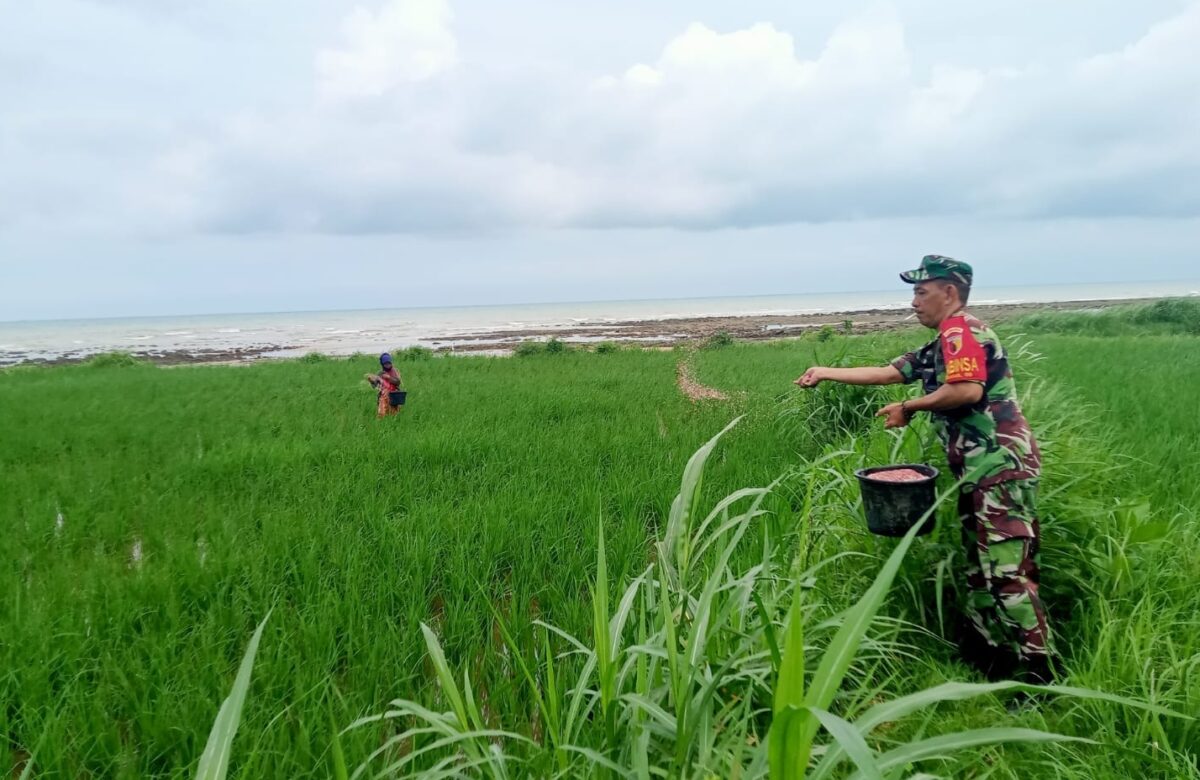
958;479;1050;661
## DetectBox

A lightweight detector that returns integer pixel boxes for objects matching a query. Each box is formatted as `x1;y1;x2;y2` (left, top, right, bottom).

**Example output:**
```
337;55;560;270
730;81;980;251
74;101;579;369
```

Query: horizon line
3;277;1198;327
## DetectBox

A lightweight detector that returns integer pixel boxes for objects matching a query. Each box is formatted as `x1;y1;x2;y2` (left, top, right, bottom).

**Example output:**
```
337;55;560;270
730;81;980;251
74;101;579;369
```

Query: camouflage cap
900;255;973;286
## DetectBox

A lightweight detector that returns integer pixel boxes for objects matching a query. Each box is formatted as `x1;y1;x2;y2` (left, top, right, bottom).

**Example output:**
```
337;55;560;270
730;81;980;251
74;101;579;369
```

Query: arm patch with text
940;317;987;384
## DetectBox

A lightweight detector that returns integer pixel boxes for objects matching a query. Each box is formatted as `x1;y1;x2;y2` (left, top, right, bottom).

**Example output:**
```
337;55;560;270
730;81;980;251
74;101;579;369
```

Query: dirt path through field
676;353;728;402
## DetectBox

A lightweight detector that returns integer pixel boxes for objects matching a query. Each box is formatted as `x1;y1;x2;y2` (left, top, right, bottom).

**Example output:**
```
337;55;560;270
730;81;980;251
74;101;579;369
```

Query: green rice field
2;302;1198;778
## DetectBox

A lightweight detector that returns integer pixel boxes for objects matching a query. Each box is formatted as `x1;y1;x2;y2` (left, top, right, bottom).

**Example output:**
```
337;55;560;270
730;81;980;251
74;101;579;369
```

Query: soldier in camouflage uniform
795;255;1051;682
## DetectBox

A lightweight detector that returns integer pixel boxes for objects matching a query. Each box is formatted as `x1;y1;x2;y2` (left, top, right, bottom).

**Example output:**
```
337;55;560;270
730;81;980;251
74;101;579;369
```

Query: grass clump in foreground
1;334;1198;777
333;419;1181;778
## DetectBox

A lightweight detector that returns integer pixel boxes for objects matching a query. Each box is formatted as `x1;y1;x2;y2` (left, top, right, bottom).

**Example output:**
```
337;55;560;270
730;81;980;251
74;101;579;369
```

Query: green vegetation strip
2;314;1198;777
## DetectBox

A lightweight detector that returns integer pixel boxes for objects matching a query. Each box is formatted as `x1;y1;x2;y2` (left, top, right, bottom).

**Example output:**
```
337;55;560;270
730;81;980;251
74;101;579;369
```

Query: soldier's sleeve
939;315;987;384
889;351;921;384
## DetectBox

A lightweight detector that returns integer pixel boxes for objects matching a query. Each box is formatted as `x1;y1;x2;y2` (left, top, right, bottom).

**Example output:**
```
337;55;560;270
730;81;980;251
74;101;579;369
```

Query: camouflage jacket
890;313;1041;491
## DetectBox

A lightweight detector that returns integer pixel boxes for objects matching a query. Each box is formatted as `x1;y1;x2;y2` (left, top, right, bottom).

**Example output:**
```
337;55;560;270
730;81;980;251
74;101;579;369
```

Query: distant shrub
1131;298;1200;333
704;331;734;349
514;341;544;357
594;341;621;354
544;337;566;354
1013;297;1200;336
299;352;330;364
395;346;435;361
0;362;50;374
816;325;836;342
842;319;854;333
83;351;146;368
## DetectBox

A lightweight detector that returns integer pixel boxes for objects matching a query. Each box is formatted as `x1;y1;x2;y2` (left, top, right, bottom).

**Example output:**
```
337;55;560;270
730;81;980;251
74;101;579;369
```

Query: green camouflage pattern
890;313;1041;491
890;312;1049;664
960;480;1049;659
899;254;974;285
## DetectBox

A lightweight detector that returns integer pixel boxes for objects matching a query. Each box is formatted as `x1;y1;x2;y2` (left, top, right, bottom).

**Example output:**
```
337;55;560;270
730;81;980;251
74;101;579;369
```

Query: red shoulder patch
940;316;986;383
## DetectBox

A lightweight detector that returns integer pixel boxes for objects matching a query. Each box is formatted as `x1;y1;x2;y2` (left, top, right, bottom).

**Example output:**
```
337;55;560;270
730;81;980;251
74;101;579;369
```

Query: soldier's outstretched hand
876;402;910;429
795;367;824;388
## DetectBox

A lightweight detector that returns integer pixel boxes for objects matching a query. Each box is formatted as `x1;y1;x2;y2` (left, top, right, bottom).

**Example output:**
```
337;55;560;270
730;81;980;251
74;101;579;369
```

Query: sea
2;280;1197;366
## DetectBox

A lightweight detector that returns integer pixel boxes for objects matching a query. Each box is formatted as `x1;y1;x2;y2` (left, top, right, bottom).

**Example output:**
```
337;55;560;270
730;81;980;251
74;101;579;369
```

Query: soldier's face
911;282;954;327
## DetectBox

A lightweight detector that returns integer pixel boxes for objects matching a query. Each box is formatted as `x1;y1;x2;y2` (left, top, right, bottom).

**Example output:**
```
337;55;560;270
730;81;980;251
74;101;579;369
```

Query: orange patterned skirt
377;388;402;418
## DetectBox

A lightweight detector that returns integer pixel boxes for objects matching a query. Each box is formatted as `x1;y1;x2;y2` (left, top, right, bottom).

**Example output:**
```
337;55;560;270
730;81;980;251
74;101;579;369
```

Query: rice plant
3;333;1197;777
344;419;1186;778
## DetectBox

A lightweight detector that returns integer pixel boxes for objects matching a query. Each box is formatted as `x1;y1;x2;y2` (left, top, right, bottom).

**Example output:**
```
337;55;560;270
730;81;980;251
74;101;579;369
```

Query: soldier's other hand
794;367;824;388
876;402;909;429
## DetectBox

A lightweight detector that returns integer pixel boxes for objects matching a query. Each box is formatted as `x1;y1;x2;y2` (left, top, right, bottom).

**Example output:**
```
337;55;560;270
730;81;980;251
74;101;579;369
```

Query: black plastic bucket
388;390;407;407
854;464;940;537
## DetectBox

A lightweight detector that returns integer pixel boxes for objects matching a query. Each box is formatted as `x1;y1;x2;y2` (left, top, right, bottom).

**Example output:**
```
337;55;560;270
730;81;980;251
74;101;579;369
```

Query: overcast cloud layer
2;0;1198;318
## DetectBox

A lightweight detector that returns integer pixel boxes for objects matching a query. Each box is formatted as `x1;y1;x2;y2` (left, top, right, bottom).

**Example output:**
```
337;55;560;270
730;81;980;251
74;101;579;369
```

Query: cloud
5;1;1199;236
130;7;946;233
571;3;1200;226
315;0;457;100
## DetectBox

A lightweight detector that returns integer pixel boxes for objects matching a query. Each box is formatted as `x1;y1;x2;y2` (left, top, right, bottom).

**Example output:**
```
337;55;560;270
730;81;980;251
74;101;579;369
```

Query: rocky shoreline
430;297;1161;354
2;297;1163;367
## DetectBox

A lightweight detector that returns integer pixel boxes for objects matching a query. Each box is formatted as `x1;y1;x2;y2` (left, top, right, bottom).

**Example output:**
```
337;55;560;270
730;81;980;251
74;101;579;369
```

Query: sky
2;0;1198;320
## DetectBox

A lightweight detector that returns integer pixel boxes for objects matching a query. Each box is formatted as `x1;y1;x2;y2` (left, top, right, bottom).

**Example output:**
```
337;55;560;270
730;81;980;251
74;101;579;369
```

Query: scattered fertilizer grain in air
870;468;928;483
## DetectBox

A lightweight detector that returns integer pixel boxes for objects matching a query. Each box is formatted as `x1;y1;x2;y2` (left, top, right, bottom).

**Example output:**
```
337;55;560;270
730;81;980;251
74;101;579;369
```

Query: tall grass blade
543;626;566;772
857;728;1093;778
16;734;44;780
484;597;564;763
368;728;527;778
812;677;1191;776
329;707;349;780
195;611;271;780
753;590;783;673
633;725;652;780
807;707;883;780
661;416;743;582
856;680;1187;735
558;744;634;777
768;569;807;778
770;493;939;779
592;516;616;749
419;623;469;729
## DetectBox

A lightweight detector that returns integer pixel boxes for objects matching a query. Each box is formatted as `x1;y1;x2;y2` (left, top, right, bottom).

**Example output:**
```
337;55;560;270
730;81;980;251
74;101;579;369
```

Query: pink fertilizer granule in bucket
869;468;928;483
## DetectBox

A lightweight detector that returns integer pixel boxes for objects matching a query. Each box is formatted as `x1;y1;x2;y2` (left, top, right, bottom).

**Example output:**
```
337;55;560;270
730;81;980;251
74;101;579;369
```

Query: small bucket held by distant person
388;390;407;408
854;464;939;536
